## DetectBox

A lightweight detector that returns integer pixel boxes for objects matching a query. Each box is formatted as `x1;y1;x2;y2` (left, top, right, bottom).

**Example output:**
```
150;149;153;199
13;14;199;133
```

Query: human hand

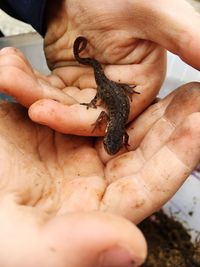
1;0;200;142
44;0;200;69
40;0;200;132
0;81;200;266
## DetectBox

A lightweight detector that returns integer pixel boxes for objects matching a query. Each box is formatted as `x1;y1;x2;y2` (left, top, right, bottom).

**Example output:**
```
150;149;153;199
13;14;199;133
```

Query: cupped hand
44;0;200;70
38;0;200;135
1;0;200;140
0;81;200;266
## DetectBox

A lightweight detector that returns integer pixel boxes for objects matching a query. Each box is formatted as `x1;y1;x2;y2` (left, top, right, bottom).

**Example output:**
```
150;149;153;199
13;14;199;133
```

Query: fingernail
98;246;140;267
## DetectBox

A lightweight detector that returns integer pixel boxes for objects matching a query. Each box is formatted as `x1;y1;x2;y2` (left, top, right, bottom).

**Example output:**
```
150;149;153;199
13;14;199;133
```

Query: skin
0;83;200;267
0;0;200;266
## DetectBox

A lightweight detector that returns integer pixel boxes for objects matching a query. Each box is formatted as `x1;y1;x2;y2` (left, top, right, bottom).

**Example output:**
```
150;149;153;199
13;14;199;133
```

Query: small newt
73;36;139;155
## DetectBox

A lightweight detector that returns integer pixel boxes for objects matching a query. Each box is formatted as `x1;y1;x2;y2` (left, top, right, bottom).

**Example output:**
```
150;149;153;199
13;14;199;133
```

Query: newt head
103;128;128;155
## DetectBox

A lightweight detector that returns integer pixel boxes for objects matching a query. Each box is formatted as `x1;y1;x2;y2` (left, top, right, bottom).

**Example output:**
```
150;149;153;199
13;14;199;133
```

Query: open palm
0;80;199;265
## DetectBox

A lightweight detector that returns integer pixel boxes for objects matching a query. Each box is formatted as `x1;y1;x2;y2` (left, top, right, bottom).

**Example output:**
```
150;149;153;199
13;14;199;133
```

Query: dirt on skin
138;210;200;267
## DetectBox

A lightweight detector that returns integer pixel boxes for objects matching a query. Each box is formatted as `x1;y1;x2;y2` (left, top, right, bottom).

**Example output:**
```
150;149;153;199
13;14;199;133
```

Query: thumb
42;211;147;267
134;0;200;69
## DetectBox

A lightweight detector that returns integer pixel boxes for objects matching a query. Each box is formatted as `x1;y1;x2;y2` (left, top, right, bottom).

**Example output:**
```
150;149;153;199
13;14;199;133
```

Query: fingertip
29;99;73;133
28;99;53;122
0;47;22;56
0;46;33;70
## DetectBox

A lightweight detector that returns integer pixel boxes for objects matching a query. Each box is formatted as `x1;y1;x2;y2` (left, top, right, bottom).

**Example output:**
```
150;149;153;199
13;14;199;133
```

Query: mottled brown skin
73;36;139;155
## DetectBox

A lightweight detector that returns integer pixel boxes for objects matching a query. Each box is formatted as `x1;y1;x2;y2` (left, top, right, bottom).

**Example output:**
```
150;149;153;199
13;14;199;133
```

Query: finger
29;99;105;135
42;211;147;267
130;82;200;159
62;86;97;104
0;47;34;76
0;194;147;267
0;48;77;107
0;65;78;106
134;0;200;69
101;112;200;223
53;65;97;89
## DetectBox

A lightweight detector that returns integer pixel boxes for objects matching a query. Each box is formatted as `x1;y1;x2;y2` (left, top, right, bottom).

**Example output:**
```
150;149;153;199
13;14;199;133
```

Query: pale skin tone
0;0;200;266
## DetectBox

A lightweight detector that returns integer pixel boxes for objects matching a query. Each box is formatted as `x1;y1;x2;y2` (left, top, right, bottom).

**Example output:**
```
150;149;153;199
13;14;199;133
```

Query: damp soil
138;210;200;267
